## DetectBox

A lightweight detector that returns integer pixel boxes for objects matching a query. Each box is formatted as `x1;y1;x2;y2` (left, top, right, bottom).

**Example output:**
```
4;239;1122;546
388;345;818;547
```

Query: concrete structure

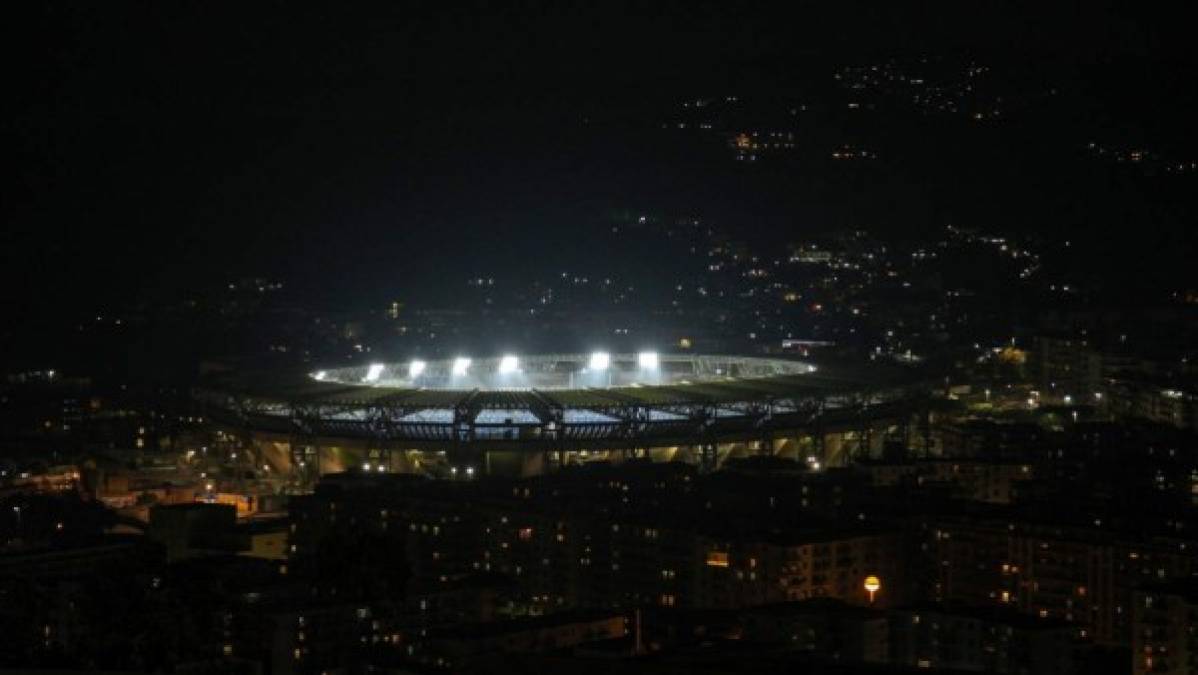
196;354;934;481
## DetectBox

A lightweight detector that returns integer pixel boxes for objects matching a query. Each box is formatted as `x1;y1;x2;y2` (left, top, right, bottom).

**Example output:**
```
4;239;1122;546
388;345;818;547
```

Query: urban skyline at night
3;3;1198;674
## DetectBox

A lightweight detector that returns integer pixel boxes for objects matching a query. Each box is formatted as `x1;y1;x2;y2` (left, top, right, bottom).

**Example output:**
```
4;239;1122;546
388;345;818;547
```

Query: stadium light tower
452;357;472;377
589;351;611;371
637;351;659;369
409;359;426;379
363;363;384;382
498;355;519;374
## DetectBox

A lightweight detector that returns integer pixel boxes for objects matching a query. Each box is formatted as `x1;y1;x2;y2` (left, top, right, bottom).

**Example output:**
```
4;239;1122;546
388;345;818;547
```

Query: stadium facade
196;354;936;481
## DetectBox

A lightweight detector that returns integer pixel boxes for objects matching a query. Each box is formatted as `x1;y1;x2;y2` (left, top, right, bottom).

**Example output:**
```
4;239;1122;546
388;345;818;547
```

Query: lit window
706;551;730;567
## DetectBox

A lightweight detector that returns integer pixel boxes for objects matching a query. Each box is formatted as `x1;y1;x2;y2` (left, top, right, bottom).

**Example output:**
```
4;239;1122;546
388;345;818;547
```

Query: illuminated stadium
196;353;934;480
314;353;816;390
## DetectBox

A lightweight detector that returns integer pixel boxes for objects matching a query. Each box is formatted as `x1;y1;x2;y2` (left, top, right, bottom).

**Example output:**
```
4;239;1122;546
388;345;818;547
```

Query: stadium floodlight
363;363;385;382
498;355;519;374
313;370;327;381
452;357;472;377
409;359;426;378
589;351;611;371
637;351;659;369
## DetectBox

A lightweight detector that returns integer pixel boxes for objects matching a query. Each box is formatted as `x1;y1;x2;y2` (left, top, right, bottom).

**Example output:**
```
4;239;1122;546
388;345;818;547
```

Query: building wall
1132;588;1198;675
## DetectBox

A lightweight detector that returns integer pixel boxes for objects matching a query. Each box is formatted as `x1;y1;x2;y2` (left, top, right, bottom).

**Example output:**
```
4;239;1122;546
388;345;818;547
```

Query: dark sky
5;2;1195;318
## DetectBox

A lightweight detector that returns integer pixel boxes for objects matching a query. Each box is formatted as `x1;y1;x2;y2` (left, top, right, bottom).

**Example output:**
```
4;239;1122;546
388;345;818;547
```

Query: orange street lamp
864;575;881;604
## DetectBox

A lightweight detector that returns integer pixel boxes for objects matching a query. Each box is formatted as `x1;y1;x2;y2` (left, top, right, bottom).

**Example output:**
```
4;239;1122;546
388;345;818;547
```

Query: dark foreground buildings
5;408;1198;674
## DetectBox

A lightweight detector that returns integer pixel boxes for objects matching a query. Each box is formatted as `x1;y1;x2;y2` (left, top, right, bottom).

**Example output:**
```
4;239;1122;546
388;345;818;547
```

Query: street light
864;575;881;604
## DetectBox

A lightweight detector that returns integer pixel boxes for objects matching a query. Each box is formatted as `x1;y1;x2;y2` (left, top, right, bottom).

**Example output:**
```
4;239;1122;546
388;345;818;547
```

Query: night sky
6;2;1196;320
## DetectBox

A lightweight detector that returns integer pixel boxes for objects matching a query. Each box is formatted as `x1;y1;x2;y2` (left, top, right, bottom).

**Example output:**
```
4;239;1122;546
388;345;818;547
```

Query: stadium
196;353;935;481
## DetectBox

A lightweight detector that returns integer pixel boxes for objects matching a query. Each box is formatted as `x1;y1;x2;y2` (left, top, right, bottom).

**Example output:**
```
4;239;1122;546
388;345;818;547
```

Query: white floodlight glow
364;363;385;382
409;359;426;378
313;370;327;381
498;355;519;374
590;351;611;371
637;351;659;369
452;357;472;377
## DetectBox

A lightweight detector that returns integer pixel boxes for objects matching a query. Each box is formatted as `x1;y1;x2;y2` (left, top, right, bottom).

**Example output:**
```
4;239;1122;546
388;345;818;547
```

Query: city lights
589;351;611;371
637;351;659;369
14;13;1198;665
